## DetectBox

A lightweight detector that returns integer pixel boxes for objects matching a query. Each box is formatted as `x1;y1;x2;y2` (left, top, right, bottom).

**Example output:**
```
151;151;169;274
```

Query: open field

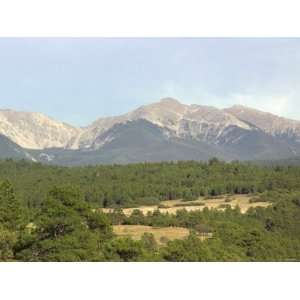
113;225;195;245
103;194;271;216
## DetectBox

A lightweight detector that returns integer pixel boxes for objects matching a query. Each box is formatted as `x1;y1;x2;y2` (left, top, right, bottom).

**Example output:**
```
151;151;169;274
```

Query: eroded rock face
225;105;300;141
0;109;81;149
71;98;255;150
1;98;300;156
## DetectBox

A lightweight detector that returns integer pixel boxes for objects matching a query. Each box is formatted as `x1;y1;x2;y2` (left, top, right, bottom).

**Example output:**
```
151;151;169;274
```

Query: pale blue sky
0;38;300;126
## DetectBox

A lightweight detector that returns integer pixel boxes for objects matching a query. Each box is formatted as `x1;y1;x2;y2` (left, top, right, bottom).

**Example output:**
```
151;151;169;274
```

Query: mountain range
1;98;300;165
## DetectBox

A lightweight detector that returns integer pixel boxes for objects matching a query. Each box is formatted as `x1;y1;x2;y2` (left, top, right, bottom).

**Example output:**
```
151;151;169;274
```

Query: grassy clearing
103;194;271;216
113;225;192;245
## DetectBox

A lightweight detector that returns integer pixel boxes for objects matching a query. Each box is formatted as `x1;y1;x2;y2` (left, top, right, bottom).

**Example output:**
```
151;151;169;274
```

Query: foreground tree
0;180;26;231
0;226;17;261
16;186;113;261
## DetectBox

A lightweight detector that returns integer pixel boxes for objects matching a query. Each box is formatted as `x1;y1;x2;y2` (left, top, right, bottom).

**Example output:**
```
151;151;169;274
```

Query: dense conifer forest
1;158;300;261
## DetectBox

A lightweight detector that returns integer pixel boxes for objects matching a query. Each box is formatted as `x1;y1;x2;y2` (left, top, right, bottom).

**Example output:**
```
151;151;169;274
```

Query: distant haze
0;38;300;126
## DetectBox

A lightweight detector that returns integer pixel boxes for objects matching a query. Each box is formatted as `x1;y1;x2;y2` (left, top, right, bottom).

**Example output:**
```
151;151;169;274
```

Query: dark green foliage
107;192;300;261
0;226;17;261
173;202;205;207
2;159;300;209
0;180;27;230
1;159;300;261
103;238;144;261
141;233;158;250
15;186;113;261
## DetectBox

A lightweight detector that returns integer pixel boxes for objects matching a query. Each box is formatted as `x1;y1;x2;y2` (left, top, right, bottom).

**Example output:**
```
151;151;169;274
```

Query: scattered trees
0;159;300;261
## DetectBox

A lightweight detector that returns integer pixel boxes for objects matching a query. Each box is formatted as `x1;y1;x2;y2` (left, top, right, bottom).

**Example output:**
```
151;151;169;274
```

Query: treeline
1;158;300;209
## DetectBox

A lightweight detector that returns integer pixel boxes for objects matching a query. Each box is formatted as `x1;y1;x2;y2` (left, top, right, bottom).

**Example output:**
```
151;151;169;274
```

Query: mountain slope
93;119;231;163
32;120;231;165
0;134;36;161
72;98;254;150
225;105;300;142
31;119;297;165
0;109;80;149
219;126;297;160
2;98;300;165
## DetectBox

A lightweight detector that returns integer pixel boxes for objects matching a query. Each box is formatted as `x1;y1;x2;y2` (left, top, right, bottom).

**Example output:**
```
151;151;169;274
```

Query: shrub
174;202;205;207
159;236;169;244
204;195;224;200
225;197;232;203
218;204;231;209
158;204;171;209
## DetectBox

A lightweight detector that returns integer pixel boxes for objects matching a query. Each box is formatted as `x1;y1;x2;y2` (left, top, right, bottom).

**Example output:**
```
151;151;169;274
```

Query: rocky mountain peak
2;98;300;155
0;109;80;149
159;97;181;104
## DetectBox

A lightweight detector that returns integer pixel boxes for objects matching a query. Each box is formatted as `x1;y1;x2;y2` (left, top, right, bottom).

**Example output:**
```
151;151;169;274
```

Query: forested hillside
1;159;300;261
1;158;300;209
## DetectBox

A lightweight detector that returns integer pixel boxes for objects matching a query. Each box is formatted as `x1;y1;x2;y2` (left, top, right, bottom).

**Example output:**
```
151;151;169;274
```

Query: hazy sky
0;38;299;126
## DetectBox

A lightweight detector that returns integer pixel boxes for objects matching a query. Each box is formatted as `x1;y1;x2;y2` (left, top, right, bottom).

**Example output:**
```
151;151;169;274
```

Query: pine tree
0;180;26;230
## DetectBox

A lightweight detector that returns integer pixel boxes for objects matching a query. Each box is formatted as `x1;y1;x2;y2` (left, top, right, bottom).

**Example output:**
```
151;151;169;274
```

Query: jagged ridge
1;98;300;165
